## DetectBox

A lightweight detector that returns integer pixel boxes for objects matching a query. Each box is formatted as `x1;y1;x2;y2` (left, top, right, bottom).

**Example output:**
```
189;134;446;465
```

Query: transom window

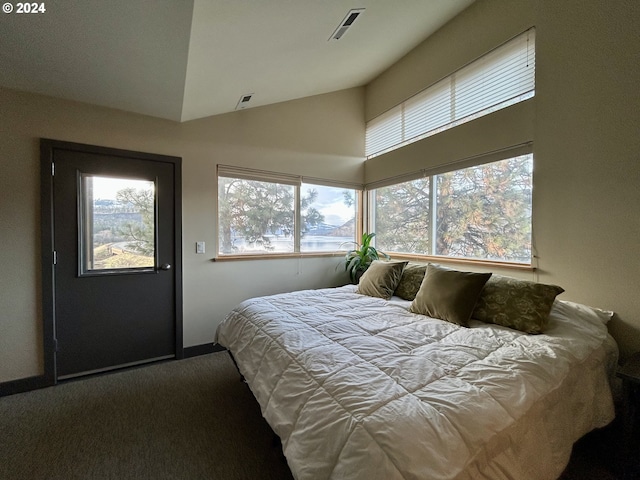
366;28;535;158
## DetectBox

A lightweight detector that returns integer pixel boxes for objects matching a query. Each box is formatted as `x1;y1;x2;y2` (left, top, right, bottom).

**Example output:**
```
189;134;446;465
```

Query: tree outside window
217;177;357;255
372;154;532;263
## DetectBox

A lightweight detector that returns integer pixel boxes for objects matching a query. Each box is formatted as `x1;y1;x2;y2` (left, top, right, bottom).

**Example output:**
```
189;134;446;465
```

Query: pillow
409;264;492;326
356;260;408;300
472;275;565;334
394;263;428;301
556;300;614;325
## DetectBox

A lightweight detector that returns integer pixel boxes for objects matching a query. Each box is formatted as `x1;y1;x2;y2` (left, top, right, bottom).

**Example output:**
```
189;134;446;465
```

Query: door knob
160;264;172;270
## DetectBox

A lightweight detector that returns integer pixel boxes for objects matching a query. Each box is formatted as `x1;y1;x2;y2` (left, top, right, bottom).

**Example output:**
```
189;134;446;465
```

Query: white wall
0;87;364;383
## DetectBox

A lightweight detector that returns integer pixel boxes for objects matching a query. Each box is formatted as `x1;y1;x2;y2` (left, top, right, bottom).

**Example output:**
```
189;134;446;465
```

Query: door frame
40;139;183;385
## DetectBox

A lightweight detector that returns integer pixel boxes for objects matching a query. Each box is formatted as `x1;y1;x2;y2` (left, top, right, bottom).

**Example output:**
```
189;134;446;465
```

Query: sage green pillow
409;264;492;327
472;275;565;334
356;260;408;300
394;263;428;301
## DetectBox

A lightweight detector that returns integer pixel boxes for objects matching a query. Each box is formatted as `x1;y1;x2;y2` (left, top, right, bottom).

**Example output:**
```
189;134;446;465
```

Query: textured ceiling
0;0;474;122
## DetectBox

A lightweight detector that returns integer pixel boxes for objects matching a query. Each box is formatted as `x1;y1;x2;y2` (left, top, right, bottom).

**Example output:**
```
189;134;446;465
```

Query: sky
303;184;355;227
90;176;154;200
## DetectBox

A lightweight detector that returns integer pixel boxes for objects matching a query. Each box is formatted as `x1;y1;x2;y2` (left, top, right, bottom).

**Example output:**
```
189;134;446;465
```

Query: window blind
365;28;535;158
365;142;533;191
217;164;363;190
217;164;300;186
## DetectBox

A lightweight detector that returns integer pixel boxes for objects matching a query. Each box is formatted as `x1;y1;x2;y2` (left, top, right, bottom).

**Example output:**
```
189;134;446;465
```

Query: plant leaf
342;232;388;283
347;256;361;272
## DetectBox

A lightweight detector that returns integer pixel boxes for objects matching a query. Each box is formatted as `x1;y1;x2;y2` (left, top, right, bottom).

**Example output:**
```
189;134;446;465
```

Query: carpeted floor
559;426;624;480
0;352;293;480
0;351;630;479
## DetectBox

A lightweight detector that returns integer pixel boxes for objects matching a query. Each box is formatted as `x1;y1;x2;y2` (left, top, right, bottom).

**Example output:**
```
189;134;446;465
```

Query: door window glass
80;175;156;273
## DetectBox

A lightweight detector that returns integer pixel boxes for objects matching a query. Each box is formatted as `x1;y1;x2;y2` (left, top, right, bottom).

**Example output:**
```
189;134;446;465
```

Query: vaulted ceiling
0;0;474;122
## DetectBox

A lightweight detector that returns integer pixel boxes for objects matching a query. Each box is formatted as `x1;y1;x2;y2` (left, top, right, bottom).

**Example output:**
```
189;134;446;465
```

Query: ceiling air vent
235;93;254;110
329;8;365;41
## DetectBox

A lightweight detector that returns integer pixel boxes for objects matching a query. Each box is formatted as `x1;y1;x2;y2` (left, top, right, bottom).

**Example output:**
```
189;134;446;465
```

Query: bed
215;262;618;480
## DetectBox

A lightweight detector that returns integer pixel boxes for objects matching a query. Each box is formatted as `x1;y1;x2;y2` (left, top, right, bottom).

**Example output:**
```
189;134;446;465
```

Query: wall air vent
329;8;365;41
235;93;254;110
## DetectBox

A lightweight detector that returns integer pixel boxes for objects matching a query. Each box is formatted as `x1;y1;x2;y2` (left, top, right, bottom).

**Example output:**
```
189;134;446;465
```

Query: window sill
387;253;535;271
213;252;533;271
213;252;345;262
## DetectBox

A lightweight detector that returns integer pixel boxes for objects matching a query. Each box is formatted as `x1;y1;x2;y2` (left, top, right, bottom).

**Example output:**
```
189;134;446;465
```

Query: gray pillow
472;275;564;334
394;263;427;301
356;260;408;300
410;264;492;326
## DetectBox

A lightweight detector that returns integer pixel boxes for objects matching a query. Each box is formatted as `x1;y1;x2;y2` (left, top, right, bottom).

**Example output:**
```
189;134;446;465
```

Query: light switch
196;241;205;254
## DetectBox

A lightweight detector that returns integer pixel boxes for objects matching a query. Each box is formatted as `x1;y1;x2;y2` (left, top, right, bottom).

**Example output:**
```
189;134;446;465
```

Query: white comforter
215;285;617;480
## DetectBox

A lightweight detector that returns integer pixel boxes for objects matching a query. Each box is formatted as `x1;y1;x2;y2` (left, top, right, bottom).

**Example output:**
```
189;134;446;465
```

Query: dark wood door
47;141;181;379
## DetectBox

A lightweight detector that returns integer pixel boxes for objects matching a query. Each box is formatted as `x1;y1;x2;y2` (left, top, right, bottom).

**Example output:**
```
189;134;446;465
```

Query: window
217;166;359;256
80;175;156;274
218;177;295;254
366;28;535;158
370;153;533;264
300;183;357;253
374;178;431;254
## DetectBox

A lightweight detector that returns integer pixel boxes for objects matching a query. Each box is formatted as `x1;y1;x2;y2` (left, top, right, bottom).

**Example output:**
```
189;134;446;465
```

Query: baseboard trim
184;343;226;358
1;345;224;396
0;374;51;397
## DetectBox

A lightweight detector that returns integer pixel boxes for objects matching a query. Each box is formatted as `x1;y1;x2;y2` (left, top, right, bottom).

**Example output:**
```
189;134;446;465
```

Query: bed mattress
215;285;617;480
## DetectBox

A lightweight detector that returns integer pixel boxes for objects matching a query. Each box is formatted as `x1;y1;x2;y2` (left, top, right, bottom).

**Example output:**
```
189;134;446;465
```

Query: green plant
343;232;389;283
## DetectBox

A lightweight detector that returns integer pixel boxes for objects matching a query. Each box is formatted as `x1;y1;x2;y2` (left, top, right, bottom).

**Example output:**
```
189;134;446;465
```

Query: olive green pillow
356;260;408;300
394;263;428;301
472;275;565;334
410;264;492;326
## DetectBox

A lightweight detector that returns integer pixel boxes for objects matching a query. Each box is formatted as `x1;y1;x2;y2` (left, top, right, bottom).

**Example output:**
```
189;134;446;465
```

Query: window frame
367;146;534;268
78;173;158;276
215;165;362;260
